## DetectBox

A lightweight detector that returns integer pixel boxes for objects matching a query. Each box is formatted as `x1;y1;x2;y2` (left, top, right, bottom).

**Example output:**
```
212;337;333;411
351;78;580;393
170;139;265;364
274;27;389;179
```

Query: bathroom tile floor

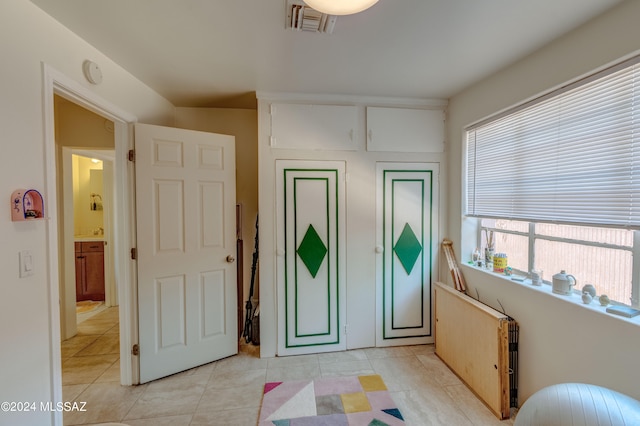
61;307;515;425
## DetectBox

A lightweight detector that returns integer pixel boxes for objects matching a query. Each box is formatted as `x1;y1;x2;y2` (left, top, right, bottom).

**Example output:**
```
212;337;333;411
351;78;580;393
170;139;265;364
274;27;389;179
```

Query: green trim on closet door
382;170;434;340
293;176;330;338
283;169;341;348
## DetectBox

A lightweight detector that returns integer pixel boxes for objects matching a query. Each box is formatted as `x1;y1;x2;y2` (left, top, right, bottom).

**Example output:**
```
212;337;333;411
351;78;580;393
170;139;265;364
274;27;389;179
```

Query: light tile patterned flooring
61;307;515;425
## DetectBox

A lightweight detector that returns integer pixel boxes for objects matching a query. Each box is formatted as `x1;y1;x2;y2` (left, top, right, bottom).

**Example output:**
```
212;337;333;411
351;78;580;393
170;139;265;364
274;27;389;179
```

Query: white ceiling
31;0;622;109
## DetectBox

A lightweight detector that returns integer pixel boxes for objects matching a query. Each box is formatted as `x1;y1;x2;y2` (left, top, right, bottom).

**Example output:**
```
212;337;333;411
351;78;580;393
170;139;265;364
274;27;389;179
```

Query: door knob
226;255;235;263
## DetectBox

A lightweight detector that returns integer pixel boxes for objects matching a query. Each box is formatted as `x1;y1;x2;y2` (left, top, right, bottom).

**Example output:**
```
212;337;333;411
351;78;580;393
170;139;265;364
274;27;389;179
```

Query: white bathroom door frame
102;159;117;307
43;63;138;426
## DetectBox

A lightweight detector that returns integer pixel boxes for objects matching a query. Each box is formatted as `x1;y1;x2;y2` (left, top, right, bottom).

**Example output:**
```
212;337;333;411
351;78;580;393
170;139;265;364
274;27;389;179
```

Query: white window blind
466;56;640;228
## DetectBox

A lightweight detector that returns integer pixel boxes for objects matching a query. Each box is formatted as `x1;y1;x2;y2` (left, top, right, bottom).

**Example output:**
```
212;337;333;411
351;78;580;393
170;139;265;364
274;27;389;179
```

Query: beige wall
55;95;116;149
447;0;640;403
175;107;259;318
0;2;173;425
54;96;114;236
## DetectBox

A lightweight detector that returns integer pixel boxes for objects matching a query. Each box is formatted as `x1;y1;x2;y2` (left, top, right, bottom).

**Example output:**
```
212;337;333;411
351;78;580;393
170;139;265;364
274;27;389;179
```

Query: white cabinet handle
375;245;383;253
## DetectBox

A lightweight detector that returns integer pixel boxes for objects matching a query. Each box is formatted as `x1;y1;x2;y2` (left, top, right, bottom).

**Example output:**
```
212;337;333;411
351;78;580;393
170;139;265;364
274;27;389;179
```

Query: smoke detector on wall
286;0;337;34
82;60;103;85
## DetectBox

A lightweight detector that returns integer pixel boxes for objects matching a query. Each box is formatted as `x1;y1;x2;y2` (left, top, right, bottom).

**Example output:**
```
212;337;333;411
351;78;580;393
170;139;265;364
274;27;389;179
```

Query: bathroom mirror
89;169;103;211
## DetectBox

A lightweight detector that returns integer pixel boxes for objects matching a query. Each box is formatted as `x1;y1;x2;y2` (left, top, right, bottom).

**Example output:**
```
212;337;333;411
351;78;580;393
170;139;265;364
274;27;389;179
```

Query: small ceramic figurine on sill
472;247;481;266
531;269;543;286
582;284;596;298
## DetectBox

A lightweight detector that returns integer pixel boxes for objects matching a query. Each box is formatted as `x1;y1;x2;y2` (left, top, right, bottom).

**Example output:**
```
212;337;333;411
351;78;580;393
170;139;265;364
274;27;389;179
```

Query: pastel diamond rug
258;374;405;426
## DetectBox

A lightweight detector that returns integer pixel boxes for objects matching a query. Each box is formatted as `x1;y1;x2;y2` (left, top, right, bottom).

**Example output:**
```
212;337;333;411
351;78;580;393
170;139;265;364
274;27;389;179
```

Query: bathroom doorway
54;96;122;394
69;151;116;325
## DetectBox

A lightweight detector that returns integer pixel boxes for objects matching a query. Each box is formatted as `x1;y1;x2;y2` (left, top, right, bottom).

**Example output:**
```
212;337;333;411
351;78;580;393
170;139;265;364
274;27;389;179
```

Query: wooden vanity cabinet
75;241;105;301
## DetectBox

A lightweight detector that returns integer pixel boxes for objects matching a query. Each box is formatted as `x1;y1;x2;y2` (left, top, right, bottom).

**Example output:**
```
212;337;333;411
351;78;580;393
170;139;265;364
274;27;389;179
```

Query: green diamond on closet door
297;224;328;278
394;223;422;275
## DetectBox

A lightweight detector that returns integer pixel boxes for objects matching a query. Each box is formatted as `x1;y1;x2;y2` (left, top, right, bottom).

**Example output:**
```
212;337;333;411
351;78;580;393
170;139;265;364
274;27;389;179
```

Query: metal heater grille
508;319;519;408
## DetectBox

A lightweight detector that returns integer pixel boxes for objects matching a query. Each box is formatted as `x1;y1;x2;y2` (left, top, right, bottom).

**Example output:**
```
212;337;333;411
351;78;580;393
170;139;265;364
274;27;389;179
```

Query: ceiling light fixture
303;0;378;16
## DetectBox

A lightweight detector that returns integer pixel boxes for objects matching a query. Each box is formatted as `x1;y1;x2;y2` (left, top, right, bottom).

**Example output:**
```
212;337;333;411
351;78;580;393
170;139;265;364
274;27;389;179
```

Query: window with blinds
466;55;640;228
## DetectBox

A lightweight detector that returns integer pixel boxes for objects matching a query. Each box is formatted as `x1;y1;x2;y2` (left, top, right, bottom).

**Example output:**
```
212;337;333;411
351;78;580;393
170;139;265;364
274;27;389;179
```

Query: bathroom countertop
74;235;104;242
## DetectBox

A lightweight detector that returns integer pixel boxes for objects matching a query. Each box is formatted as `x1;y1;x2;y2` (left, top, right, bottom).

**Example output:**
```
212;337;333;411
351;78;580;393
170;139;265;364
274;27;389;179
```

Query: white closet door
376;162;439;346
276;160;347;356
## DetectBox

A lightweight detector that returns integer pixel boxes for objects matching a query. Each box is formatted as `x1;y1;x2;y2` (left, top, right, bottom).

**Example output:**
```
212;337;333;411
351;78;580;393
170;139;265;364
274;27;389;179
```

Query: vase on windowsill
484;247;494;270
485;247;495;264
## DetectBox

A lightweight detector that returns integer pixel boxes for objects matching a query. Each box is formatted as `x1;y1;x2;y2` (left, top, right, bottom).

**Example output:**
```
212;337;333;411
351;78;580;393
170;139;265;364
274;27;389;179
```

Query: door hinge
344;324;348;335
132;344;139;356
128;149;135;162
131;247;137;260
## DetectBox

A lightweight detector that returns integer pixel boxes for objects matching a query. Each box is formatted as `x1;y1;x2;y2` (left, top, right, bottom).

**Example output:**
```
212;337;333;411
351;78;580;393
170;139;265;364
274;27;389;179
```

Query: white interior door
276;160;347;356
376;162;439;346
135;123;237;383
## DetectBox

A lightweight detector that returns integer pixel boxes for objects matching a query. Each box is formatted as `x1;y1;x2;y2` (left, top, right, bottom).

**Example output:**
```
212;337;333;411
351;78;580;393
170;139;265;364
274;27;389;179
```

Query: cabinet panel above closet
366;107;445;153
269;103;358;151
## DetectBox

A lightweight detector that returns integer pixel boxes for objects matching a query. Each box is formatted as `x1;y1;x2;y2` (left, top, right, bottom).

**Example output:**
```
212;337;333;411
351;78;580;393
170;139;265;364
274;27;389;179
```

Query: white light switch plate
19;250;33;278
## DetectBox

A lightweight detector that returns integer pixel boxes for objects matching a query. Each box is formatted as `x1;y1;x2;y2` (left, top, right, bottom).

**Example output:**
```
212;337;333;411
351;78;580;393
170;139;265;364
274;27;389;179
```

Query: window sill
459;263;640;327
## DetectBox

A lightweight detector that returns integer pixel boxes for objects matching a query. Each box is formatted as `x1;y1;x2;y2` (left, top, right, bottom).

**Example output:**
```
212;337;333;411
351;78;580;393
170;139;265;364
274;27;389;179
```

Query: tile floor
61;307;516;425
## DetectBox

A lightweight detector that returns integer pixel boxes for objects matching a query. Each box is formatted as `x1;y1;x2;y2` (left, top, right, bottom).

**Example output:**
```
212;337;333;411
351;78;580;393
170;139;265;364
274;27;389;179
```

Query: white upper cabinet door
366;107;445;152
269;103;358;151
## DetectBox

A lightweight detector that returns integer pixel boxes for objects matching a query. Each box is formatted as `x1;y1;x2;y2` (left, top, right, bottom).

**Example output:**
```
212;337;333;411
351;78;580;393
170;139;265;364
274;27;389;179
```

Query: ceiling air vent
286;0;337;34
